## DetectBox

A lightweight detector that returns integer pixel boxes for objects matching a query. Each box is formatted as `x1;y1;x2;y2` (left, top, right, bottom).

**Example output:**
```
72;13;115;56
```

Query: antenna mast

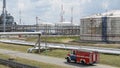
60;4;65;22
19;10;22;25
71;7;73;24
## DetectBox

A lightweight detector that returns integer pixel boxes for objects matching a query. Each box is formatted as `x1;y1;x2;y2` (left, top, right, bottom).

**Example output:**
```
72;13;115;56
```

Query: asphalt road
0;49;117;68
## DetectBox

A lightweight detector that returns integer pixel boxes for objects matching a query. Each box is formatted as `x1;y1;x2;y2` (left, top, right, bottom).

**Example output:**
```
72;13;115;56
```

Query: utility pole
19;10;22;25
45;24;48;51
36;16;38;31
38;34;41;53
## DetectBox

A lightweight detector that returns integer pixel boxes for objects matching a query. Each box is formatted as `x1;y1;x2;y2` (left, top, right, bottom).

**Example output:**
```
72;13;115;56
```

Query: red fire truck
65;50;99;64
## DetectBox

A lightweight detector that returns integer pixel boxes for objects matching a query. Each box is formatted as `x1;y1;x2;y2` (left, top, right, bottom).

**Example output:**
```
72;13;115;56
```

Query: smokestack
3;0;6;8
3;0;6;14
3;0;6;32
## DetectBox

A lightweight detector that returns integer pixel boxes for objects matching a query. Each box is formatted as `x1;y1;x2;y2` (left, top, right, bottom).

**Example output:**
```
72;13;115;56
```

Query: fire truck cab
65;50;99;64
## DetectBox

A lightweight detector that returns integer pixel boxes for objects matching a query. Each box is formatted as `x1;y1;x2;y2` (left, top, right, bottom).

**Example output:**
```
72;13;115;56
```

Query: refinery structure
0;0;119;68
2;0;120;43
0;0;80;35
13;22;80;35
0;0;16;32
80;10;120;43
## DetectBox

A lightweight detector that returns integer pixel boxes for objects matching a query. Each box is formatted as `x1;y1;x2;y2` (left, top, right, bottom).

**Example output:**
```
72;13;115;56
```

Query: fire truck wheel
81;60;85;64
67;58;71;63
89;63;93;65
74;60;77;63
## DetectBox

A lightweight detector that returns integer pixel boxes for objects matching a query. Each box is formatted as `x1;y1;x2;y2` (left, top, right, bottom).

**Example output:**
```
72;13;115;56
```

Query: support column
38;34;41;53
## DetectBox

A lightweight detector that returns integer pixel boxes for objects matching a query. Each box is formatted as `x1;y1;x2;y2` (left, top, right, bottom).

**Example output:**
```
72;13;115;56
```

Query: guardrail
0;58;38;68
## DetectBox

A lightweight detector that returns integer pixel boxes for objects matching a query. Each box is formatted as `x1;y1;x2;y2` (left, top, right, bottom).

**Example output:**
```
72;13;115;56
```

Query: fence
0;25;80;35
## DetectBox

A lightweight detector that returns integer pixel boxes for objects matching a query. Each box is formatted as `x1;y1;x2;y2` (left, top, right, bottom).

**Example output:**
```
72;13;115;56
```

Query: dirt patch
61;39;74;43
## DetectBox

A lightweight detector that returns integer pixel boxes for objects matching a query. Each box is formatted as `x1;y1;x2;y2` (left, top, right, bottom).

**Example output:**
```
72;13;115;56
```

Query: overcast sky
0;0;120;25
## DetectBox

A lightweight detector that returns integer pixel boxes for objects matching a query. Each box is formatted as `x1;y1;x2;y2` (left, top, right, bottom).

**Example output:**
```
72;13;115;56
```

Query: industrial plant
0;0;80;35
0;0;119;68
0;0;16;32
80;10;120;43
1;0;120;43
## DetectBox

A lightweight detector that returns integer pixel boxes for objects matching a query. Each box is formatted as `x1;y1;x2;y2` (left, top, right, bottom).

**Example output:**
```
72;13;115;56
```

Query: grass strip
0;53;68;68
0;43;120;67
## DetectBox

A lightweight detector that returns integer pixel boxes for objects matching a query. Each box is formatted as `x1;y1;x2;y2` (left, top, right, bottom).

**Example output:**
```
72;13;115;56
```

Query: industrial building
10;22;80;35
54;22;80;35
0;0;16;32
80;10;120;43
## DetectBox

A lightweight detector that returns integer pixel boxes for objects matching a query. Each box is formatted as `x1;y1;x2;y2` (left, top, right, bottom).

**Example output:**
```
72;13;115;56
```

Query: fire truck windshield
71;50;76;55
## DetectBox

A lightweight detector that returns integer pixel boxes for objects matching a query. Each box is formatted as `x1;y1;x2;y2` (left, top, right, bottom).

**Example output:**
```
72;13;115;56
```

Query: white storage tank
80;10;120;43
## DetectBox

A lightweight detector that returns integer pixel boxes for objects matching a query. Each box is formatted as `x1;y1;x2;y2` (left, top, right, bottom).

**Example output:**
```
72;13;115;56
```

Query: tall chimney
3;0;6;8
3;0;6;14
3;0;6;32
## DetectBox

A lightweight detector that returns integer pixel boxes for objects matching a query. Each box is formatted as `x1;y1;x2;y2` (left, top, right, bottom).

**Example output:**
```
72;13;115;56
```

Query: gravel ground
0;49;118;68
